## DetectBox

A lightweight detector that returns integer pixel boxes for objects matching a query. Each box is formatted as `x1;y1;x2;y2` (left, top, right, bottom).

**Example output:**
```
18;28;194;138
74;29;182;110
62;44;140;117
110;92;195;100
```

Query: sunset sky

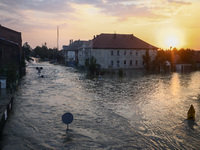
0;0;200;50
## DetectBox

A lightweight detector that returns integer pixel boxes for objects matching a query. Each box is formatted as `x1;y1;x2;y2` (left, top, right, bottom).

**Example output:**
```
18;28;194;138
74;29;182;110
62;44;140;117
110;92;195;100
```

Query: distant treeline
143;48;199;71
23;42;64;62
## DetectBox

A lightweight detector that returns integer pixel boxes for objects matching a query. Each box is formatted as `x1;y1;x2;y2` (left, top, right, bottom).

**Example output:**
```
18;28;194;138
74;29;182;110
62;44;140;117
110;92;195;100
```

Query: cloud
0;0;75;30
0;0;73;13
0;0;192;25
71;0;159;21
168;0;191;5
0;0;198;49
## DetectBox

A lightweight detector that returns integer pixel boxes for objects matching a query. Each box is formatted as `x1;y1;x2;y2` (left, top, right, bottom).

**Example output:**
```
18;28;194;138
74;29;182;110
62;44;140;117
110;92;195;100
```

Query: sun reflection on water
170;73;181;99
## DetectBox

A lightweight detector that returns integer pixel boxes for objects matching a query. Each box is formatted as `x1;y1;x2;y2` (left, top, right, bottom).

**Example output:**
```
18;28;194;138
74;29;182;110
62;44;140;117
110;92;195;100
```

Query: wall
0;25;22;52
0;39;20;70
91;49;157;69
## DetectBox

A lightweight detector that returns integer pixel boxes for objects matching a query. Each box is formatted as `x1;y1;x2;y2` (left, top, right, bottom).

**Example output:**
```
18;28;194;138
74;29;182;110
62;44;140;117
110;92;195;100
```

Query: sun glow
156;27;185;49
166;36;179;48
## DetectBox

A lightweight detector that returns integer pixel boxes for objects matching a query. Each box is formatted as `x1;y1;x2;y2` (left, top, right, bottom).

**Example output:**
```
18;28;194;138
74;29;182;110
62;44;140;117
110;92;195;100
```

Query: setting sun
156;26;185;49
1;0;200;49
166;36;179;49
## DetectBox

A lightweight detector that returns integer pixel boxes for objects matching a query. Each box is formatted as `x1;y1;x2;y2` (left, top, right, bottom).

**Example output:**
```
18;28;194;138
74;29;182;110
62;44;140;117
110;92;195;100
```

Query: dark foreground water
1;60;200;149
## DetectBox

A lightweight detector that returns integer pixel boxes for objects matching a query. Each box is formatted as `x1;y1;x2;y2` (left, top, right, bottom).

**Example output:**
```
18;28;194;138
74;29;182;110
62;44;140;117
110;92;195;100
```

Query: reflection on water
170;73;181;98
0;60;200;149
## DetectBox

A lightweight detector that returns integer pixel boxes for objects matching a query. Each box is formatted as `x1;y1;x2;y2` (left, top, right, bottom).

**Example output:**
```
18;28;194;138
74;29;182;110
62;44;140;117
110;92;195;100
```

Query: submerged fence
0;79;18;133
0;97;13;133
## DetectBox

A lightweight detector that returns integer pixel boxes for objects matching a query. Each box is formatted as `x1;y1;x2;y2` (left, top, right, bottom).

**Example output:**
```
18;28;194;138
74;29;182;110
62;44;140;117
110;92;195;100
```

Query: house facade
0;25;23;87
0;38;20;67
78;40;92;67
78;33;158;70
65;40;87;66
0;25;22;58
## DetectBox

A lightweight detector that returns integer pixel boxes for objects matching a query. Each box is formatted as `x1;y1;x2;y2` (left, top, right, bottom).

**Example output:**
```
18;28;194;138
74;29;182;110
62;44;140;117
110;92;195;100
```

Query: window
124;60;126;65
111;50;113;56
136;51;138;55
130;51;132;55
117;61;120;67
130;60;132;66
117;50;120;56
124;50;126;55
111;60;114;66
135;60;138;65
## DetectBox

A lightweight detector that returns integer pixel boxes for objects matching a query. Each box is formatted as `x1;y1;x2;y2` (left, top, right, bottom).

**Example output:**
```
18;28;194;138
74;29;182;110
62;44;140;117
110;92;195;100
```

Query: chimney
69;39;73;45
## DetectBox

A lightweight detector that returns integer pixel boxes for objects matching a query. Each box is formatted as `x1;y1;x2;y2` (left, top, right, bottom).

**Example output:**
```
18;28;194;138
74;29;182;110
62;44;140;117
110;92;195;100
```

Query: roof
0;25;21;34
62;45;69;50
67;40;87;51
92;33;158;50
78;40;93;49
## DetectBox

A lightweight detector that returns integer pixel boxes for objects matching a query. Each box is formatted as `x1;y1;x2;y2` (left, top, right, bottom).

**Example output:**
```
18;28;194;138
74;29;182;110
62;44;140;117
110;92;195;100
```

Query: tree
32;44;48;59
142;50;151;70
22;42;32;61
177;48;195;64
85;56;101;74
152;50;172;72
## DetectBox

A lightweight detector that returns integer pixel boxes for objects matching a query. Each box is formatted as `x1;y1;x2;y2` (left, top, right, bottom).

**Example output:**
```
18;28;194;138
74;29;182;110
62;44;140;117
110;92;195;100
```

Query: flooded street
1;60;200;149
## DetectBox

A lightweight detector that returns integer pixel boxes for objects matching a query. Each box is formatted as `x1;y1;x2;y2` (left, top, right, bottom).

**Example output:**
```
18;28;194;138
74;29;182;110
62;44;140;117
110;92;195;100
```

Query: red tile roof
92;33;158;50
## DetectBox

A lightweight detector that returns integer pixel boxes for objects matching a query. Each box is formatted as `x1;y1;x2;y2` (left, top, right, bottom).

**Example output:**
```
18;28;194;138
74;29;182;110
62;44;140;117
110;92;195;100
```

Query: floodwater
1;60;200;149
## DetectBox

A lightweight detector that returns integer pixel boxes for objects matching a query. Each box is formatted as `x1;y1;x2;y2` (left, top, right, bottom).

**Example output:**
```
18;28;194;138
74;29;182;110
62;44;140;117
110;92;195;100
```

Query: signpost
62;113;74;130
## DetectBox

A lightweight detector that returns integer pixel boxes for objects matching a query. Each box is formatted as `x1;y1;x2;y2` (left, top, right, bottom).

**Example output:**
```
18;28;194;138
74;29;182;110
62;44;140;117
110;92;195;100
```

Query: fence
0;97;13;133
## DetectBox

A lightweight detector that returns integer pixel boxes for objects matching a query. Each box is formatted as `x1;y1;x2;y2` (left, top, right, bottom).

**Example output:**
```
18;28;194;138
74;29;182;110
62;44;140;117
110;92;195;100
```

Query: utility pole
57;26;59;50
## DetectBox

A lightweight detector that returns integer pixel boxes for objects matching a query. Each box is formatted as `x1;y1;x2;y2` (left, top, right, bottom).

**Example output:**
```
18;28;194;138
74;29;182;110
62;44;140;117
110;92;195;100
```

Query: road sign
62;113;73;130
62;113;73;124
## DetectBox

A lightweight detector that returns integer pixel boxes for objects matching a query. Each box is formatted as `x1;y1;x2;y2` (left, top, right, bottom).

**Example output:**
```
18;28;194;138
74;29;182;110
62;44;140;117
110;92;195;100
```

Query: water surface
1;60;200;149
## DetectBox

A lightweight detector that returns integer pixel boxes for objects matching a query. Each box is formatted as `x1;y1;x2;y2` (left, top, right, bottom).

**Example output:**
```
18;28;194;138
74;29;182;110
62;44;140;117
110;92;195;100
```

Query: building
0;25;24;87
0;38;20;67
0;25;22;58
66;40;88;66
78;33;158;70
78;40;92;67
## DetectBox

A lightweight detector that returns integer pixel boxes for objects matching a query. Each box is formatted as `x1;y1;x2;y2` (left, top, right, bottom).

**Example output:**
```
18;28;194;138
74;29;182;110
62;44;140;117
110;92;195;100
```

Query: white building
78;33;158;70
78;40;92;67
66;40;89;66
